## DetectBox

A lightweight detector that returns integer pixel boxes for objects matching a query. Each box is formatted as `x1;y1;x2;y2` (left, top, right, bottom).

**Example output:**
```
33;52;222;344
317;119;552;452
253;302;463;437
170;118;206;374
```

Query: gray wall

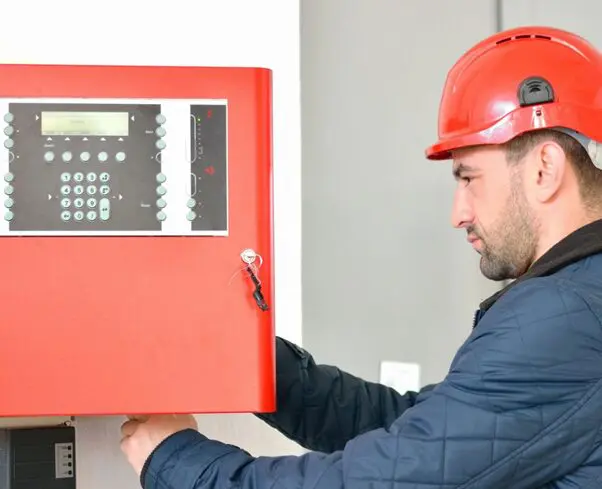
300;0;602;387
301;0;504;386
501;0;602;44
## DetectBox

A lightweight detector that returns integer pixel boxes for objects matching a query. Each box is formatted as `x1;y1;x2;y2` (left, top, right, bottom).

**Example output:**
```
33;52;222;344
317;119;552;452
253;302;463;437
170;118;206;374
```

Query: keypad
59;171;111;221
39;145;125;222
41;146;126;223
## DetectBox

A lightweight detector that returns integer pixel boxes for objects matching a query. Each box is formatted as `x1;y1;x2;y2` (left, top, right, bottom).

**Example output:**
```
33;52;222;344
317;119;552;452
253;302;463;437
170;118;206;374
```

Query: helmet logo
518;77;555;107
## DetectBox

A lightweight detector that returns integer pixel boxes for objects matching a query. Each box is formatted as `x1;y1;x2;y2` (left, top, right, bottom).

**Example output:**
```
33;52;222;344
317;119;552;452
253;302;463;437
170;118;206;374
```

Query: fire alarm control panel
0;64;275;419
1;99;227;235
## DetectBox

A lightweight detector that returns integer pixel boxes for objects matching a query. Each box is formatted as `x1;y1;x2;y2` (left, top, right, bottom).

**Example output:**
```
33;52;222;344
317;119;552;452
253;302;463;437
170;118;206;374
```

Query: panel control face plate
0;98;228;236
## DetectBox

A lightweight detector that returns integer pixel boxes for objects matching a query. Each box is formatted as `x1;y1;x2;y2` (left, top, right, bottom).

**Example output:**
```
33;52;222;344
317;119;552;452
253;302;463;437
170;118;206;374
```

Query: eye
461;176;472;186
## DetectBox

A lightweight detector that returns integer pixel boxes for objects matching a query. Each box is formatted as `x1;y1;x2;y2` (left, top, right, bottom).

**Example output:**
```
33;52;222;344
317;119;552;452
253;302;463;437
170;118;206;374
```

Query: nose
451;186;474;229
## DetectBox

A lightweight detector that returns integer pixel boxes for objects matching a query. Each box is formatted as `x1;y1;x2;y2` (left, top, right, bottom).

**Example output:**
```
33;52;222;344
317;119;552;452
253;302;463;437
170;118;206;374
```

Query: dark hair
503;129;602;211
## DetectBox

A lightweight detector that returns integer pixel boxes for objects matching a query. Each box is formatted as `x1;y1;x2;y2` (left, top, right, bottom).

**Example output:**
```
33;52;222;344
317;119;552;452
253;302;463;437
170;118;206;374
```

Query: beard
469;176;539;281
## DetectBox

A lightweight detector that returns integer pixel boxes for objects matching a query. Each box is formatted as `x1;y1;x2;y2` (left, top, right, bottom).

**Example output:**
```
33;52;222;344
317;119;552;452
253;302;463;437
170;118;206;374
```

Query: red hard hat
425;26;602;160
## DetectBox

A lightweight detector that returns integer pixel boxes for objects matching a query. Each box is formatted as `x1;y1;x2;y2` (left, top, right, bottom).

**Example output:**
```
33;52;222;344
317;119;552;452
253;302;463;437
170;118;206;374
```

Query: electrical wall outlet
379;361;421;394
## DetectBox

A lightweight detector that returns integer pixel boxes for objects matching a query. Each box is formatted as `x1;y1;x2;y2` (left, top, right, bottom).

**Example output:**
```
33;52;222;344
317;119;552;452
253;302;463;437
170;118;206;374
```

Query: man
120;26;602;488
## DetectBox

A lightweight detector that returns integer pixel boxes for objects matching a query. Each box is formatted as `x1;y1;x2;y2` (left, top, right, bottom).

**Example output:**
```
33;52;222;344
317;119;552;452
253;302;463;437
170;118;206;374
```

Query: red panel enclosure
0;64;275;417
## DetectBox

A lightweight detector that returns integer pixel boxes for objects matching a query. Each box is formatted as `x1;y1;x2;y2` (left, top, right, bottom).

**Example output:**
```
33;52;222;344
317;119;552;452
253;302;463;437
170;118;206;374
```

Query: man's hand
120;414;199;475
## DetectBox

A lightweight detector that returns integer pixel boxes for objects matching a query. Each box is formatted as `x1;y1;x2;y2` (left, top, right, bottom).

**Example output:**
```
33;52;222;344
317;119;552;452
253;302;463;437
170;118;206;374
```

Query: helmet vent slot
496;34;552;45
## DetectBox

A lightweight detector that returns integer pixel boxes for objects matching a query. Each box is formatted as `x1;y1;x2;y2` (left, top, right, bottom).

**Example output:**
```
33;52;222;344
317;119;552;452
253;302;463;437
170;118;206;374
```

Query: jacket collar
479;218;602;313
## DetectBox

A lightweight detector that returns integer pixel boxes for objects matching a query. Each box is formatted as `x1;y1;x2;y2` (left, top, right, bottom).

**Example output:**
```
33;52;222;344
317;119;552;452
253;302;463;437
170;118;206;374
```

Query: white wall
1;0;303;487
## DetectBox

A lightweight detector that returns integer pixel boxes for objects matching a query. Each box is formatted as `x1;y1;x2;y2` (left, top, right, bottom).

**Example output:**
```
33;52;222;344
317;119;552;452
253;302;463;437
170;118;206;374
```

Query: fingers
127;414;150;422
119;429;131;452
120;419;139;438
121;414;150;435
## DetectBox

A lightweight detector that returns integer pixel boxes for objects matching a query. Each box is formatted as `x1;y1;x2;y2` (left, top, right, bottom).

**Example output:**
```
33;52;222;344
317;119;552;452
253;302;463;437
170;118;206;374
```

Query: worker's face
450;146;537;281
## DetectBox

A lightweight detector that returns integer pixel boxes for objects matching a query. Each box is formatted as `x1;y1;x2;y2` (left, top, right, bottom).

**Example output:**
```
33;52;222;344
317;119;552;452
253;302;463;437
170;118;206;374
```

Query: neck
535;205;602;261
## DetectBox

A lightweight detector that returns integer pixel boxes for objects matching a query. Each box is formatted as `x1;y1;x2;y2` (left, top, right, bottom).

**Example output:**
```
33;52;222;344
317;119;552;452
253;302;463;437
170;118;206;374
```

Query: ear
528;141;567;203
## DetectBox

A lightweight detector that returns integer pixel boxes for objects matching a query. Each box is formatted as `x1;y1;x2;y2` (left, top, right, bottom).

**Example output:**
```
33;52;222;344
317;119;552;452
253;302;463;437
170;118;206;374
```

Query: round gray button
60;172;71;183
99;172;110;183
3;172;14;183
73;172;84;183
86;210;97;221
4;210;13;221
156;173;166;183
156;114;166;124
87;198;97;208
4;139;14;149
62;151;73;162
115;151;126;162
3;126;13;136
61;185;71;196
3;113;14;123
186;198;196;208
74;211;84;221
186;211;197;221
80;151;91;162
86;172;97;182
100;185;110;195
98;151;108;162
4;185;14;196
87;186;97;195
155;139;166;150
155;127;166;137
61;211;71;221
44;151;55;163
74;185;84;195
156;211;167;221
156;198;167;209
156;186;167;196
61;198;71;209
74;198;84;208
4;198;14;208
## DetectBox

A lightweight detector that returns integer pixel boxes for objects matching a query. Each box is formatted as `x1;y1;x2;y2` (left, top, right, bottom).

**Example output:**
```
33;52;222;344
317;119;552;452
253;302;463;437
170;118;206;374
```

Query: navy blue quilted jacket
141;220;602;489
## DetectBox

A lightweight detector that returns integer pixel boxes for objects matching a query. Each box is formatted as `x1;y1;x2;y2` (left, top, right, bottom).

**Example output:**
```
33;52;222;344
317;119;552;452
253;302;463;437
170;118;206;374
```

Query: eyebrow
452;163;478;180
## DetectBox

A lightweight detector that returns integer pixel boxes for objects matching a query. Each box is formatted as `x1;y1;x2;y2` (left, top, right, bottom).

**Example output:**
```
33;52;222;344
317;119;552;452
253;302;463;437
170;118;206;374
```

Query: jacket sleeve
254;336;431;452
141;278;602;489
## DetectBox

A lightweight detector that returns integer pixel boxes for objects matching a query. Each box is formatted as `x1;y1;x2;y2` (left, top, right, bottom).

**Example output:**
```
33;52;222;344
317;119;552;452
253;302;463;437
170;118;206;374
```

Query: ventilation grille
496;34;552;45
